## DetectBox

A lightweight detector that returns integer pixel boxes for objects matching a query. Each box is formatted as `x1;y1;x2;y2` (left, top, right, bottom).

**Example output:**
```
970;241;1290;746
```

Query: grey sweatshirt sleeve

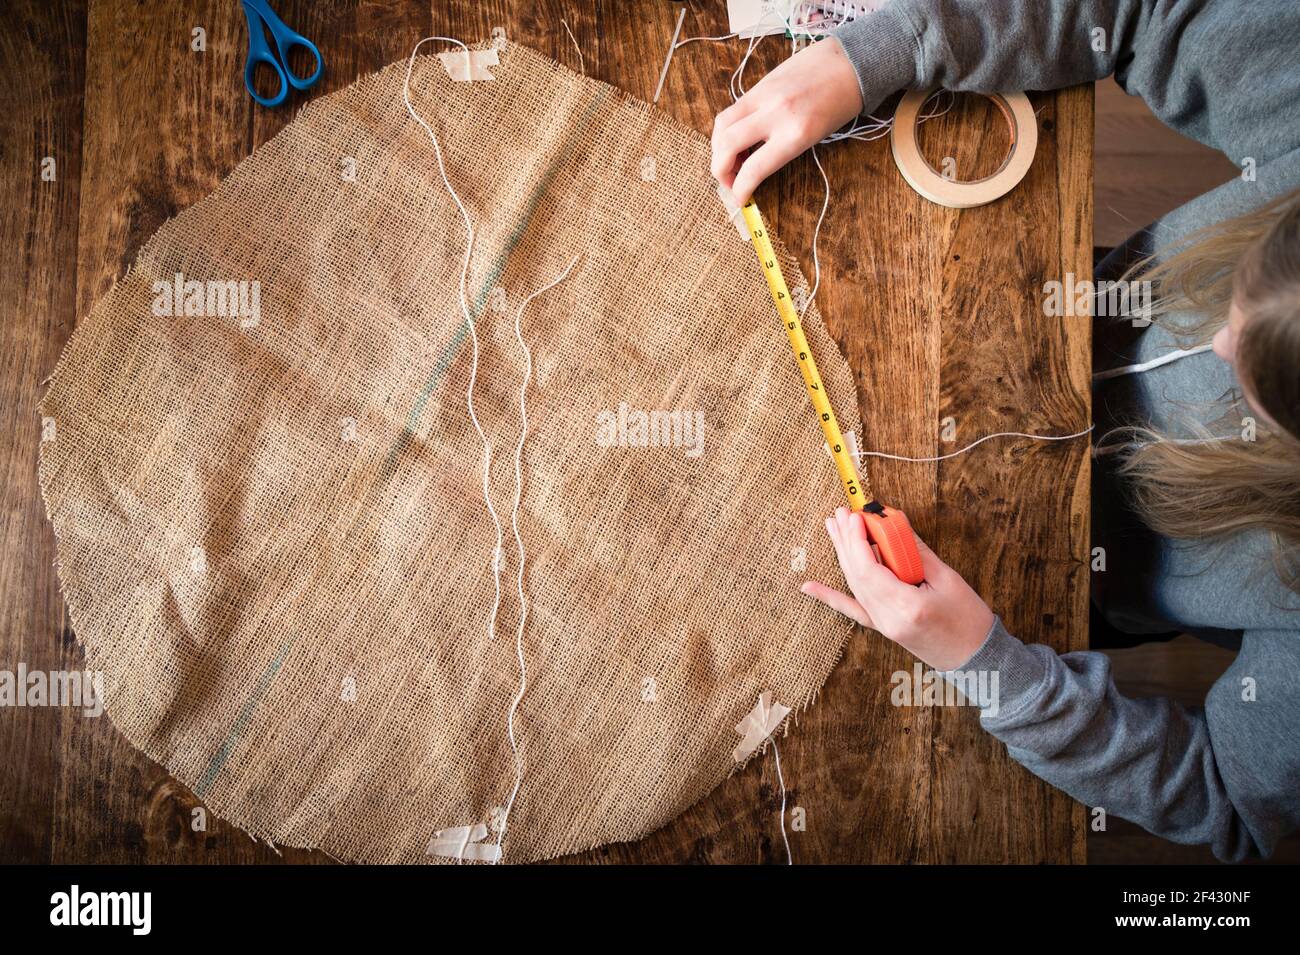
945;618;1300;861
832;0;1300;165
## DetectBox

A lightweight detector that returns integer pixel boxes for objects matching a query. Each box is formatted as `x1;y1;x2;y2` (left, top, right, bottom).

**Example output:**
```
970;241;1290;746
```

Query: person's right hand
800;508;995;671
710;37;863;204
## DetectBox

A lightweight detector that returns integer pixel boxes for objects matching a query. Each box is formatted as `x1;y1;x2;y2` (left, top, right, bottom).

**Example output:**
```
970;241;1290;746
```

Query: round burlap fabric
38;42;859;863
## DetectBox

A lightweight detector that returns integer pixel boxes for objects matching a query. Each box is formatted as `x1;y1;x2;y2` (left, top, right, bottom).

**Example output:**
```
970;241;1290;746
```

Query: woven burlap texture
38;41;862;863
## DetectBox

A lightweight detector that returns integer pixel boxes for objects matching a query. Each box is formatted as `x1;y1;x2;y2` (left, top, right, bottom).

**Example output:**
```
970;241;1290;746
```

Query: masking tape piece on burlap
438;47;499;82
732;692;793;763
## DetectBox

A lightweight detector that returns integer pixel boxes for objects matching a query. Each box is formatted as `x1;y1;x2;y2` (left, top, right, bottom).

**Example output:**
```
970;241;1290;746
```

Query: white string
805;0;871;16
730;31;763;100
653;6;688;103
1092;343;1213;381
405;35;579;866
676;32;739;47
772;740;793;865
560;18;585;75
493;255;583;862
403;37;509;659
402;32;524;852
852;425;1095;463
801;144;830;318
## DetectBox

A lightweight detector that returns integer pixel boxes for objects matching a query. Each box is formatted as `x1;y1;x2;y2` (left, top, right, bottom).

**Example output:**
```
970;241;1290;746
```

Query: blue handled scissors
240;0;324;108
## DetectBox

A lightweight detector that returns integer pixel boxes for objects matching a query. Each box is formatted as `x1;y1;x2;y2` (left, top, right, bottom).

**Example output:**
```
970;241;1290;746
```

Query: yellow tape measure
739;199;869;509
737;197;926;586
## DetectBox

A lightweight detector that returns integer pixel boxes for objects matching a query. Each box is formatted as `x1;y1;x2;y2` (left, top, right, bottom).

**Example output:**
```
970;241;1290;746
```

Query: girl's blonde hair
1117;187;1300;591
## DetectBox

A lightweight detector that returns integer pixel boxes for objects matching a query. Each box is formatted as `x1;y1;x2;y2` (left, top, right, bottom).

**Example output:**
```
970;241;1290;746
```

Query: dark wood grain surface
0;0;1090;864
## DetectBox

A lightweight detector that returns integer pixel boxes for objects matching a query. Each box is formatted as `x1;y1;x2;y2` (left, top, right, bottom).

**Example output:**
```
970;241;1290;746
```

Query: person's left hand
801;508;995;670
711;36;863;204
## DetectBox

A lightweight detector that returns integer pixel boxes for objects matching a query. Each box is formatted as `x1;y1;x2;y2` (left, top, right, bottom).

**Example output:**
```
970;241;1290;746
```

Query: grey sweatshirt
832;1;1300;861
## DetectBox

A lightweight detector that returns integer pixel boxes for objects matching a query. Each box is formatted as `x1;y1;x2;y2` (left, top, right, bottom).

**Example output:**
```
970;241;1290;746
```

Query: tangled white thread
1092;343;1213;381
403;37;505;652
772;739;793;865
853;426;1095;464
405;35;580;864
494;256;582;861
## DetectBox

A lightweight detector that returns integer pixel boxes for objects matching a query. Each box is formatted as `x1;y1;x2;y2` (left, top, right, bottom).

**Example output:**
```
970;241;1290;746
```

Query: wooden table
0;0;1090;864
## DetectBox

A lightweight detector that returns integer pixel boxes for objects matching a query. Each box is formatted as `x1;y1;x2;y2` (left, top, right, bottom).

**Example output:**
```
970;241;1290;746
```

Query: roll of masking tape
890;90;1037;208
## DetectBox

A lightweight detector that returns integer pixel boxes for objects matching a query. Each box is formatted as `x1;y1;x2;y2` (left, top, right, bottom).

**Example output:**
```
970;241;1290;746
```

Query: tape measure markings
738;198;870;510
